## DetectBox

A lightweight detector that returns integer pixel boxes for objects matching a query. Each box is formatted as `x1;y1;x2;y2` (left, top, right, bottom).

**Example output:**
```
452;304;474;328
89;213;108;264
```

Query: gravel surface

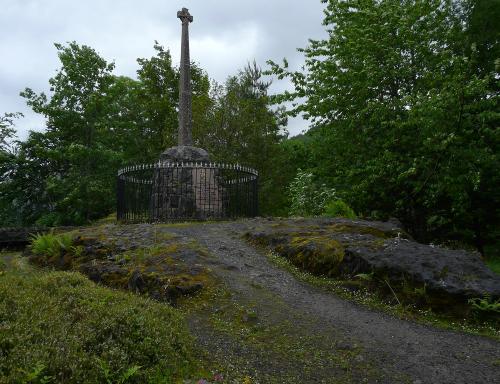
163;221;500;384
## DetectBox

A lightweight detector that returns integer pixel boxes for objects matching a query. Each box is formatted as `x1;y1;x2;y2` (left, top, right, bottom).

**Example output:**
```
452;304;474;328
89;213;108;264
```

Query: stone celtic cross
177;7;193;146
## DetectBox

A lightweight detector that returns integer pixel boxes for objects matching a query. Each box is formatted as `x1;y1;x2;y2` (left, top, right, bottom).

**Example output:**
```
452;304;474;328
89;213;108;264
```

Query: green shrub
486;258;500;275
468;296;500;315
323;199;357;219
288;170;336;216
0;264;201;383
30;232;74;259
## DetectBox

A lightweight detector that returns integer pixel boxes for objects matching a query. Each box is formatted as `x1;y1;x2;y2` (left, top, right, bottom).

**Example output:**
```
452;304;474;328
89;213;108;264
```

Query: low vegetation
486;258;500;275
30;231;74;260
0;253;206;383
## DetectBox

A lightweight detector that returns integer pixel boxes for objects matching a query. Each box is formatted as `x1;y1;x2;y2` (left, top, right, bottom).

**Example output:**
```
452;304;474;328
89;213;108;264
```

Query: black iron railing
117;162;258;222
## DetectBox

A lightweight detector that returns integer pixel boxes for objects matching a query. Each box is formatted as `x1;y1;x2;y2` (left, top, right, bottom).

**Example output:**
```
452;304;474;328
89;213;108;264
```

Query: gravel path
165;221;500;384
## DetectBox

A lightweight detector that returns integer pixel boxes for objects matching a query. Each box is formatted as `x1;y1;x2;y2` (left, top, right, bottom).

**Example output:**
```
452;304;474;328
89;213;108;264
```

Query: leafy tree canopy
268;0;499;255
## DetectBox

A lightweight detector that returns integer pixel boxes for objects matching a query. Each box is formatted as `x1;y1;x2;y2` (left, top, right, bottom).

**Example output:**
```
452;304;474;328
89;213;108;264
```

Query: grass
93;212;117;225
0;252;208;384
266;251;500;340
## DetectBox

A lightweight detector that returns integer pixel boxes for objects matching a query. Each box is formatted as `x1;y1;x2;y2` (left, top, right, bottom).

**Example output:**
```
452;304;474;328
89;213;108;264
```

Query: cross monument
160;7;209;163
177;8;193;146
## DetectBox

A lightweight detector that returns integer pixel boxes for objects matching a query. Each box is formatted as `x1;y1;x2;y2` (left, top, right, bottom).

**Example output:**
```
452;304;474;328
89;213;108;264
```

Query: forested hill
1;0;499;258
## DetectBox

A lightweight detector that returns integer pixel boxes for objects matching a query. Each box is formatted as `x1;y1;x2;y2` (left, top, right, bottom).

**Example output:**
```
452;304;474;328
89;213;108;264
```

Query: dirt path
165;222;500;384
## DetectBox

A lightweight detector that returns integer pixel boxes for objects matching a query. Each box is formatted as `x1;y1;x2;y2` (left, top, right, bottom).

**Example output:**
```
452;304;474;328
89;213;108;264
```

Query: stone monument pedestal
151;146;224;220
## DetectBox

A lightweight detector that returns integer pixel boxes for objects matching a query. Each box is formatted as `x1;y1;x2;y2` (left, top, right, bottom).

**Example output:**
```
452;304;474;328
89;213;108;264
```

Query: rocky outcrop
27;224;212;305
343;237;500;302
245;218;500;307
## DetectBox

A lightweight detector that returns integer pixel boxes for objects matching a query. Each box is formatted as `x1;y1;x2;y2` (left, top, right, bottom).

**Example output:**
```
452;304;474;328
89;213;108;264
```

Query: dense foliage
0;43;285;226
268;0;499;256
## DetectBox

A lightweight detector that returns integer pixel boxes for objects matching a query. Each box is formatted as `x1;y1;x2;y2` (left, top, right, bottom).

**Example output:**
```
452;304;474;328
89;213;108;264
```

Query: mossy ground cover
0;252;209;383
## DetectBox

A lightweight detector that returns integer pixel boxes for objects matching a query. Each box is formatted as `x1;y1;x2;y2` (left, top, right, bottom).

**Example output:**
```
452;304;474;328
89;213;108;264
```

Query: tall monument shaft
161;8;209;163
177;8;193;146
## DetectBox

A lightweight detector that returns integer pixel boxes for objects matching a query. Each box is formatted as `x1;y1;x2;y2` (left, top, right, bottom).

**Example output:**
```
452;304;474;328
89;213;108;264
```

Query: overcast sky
0;0;327;140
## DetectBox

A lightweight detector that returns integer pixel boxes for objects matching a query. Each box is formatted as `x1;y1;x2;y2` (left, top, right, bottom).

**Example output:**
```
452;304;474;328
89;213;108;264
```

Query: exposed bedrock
245;218;500;306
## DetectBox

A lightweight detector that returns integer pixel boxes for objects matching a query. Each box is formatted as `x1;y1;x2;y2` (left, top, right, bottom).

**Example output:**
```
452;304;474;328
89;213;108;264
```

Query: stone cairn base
151;146;225;220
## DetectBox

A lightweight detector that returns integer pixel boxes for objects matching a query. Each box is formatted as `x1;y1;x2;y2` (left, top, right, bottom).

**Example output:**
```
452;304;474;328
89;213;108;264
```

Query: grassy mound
0;254;202;383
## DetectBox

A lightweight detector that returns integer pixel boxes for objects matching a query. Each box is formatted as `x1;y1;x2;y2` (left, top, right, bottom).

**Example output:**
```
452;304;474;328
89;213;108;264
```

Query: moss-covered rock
245;217;500;313
27;224;217;305
277;236;344;276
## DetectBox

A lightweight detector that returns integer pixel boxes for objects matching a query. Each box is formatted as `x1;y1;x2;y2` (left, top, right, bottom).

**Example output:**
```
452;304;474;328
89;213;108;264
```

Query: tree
0;113;22;154
201;62;288;214
136;42;179;156
17;42;120;225
0;113;23;225
465;0;500;76
269;0;500;254
135;42;212;160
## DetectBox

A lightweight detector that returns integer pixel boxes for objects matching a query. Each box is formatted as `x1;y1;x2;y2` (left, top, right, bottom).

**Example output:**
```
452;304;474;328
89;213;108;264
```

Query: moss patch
279;235;345;276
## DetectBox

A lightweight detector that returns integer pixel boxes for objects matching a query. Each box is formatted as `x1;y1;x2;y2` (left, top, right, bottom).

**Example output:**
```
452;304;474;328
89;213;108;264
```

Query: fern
30;232;73;258
468;296;500;314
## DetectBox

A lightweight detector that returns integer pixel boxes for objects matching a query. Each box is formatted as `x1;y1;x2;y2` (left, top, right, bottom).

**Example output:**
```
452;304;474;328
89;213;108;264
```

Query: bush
0;262;201;383
486;258;500;275
323;199;357;219
288;170;336;216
